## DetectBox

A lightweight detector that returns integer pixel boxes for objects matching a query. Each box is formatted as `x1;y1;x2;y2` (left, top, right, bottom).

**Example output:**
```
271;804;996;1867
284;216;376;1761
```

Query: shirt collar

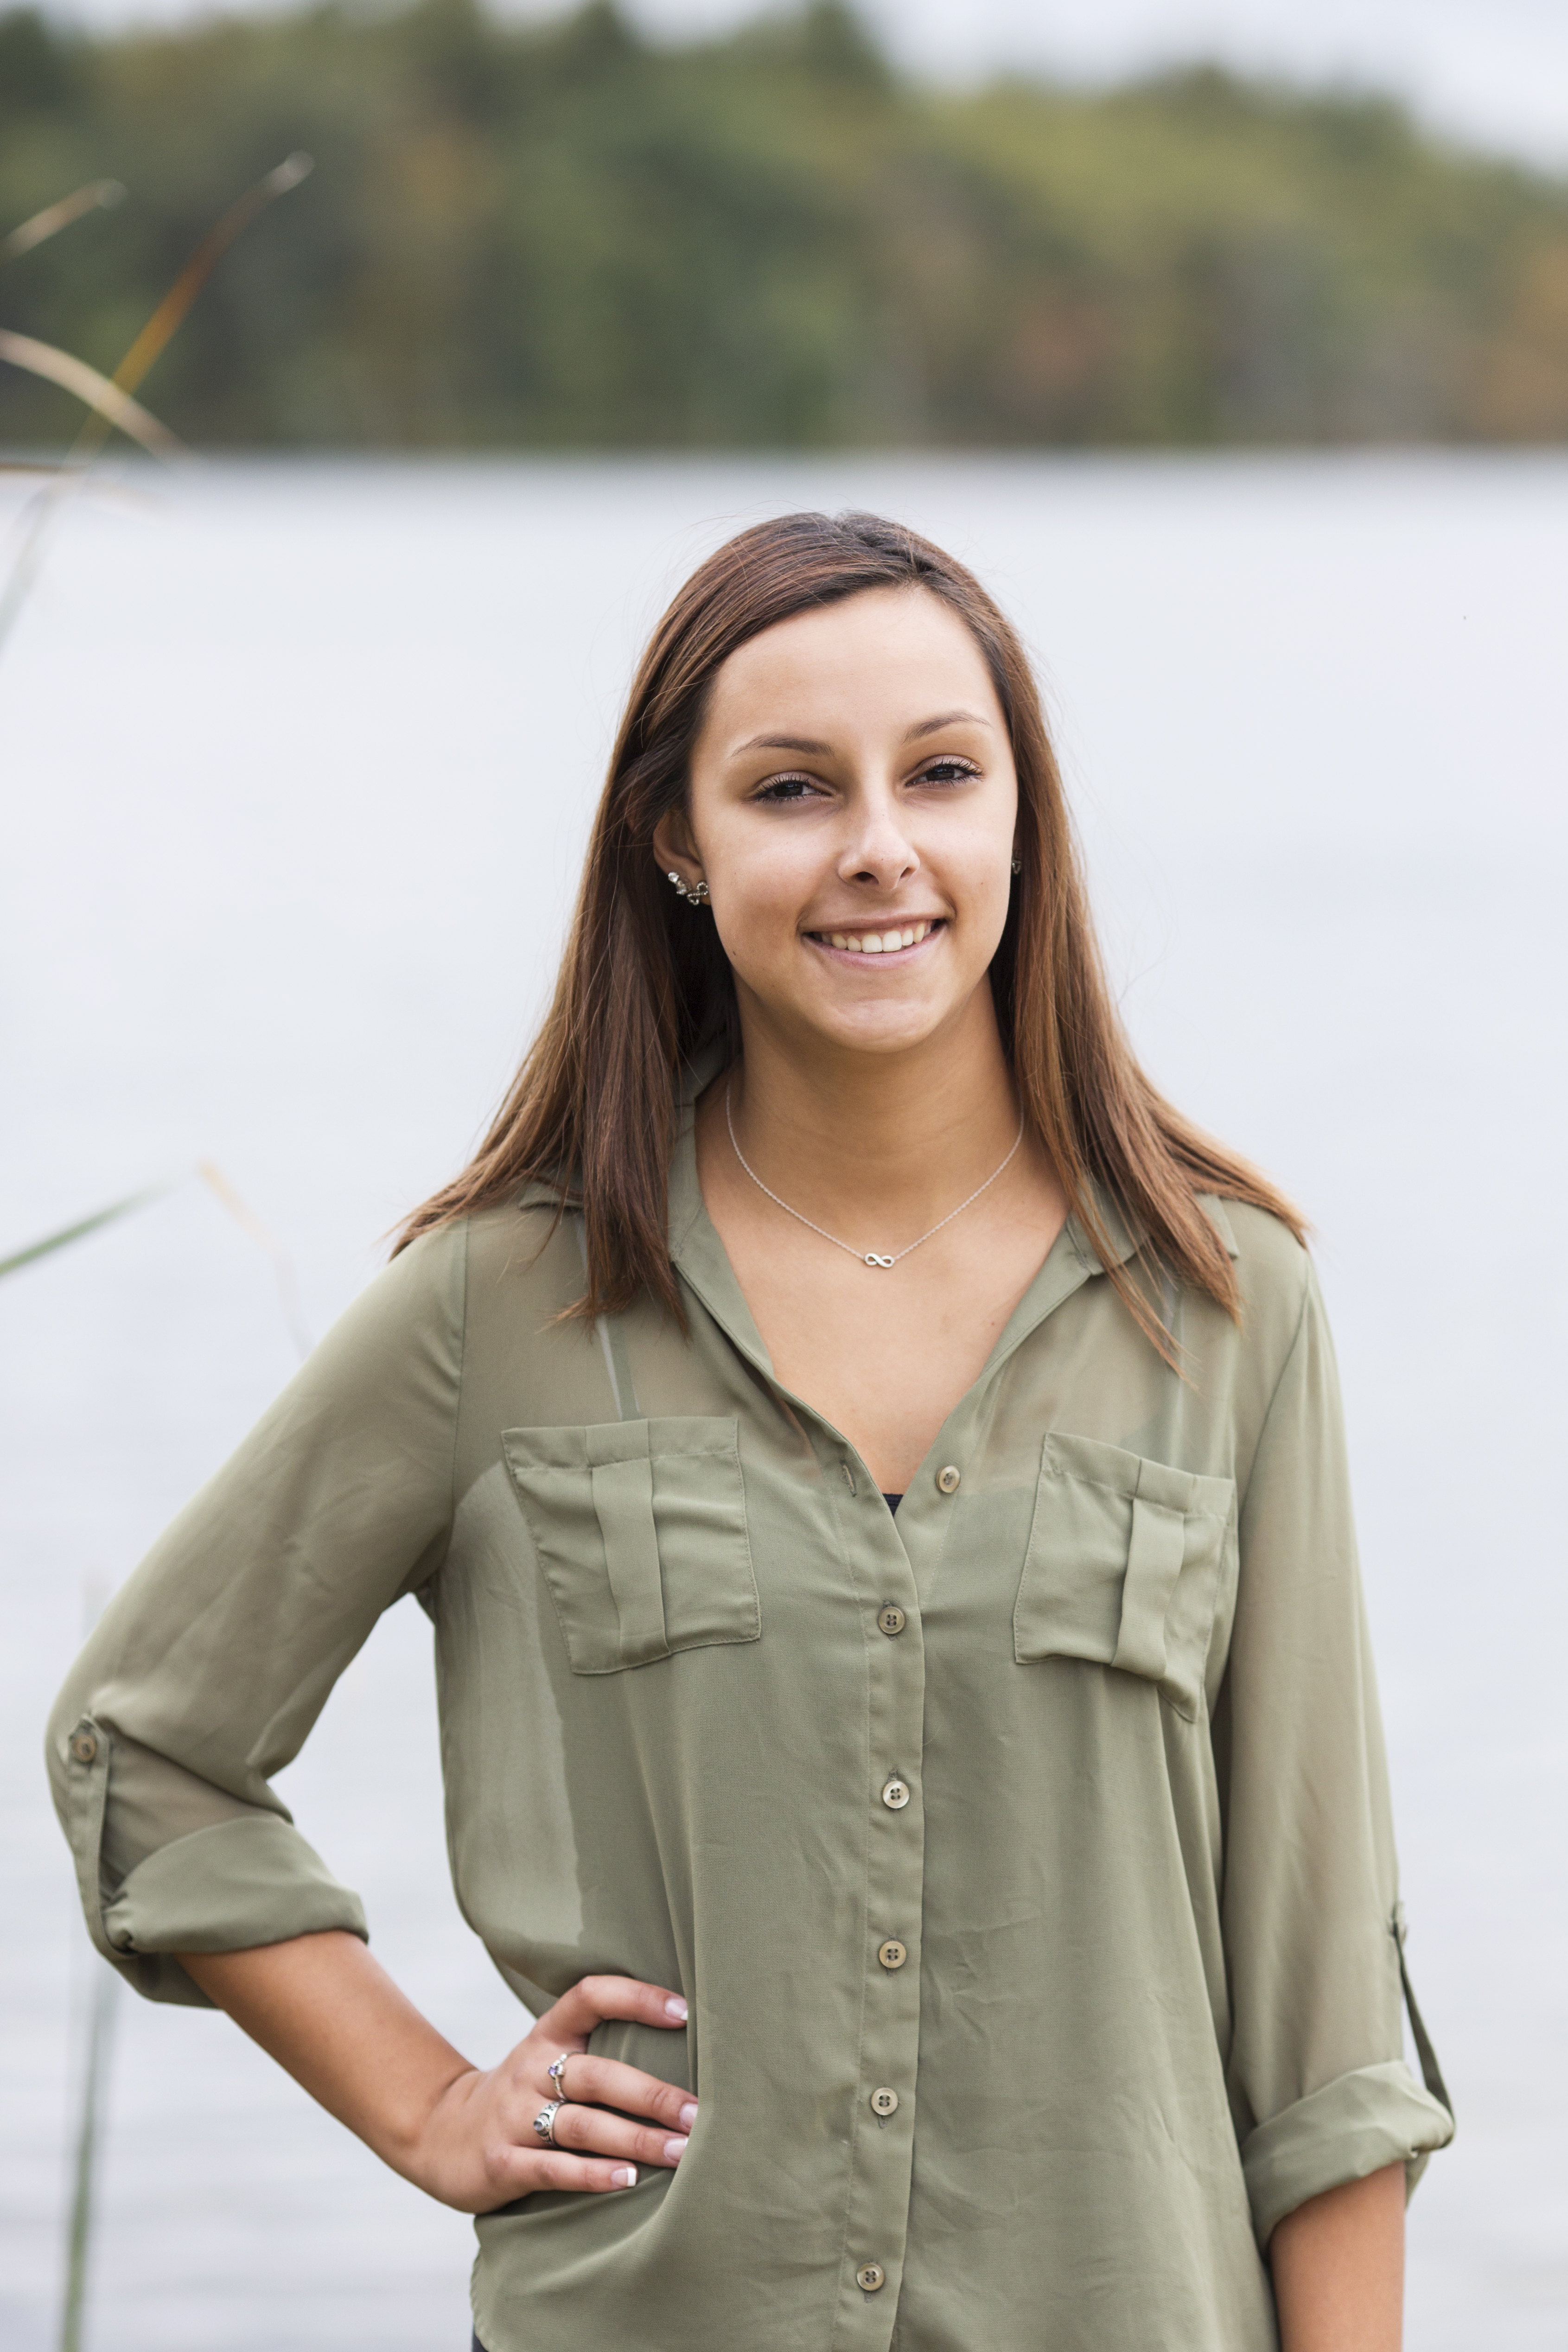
529;1049;1237;1371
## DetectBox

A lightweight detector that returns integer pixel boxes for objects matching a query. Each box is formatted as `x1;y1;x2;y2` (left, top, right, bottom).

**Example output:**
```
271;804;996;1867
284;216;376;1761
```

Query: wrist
379;2058;484;2186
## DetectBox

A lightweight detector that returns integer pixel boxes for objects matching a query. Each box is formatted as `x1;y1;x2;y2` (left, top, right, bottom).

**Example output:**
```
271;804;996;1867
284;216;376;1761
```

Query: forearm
1271;2161;1405;2352
177;1930;473;2180
176;1937;695;2212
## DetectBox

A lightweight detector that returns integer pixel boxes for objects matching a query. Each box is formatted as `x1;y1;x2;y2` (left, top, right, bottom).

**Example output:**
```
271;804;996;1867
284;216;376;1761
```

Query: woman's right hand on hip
412;1973;696;2211
175;1934;695;2217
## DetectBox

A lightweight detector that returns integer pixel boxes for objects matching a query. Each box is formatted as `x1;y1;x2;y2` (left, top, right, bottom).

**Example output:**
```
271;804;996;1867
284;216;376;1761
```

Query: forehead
704;586;999;730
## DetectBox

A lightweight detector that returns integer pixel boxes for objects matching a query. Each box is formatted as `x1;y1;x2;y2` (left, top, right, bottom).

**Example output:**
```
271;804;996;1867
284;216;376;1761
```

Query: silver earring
1011;857;1022;874
666;870;710;905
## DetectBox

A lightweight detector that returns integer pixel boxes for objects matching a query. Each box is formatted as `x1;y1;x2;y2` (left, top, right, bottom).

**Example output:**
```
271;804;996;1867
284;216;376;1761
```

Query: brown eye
755;774;824;803
919;758;978;785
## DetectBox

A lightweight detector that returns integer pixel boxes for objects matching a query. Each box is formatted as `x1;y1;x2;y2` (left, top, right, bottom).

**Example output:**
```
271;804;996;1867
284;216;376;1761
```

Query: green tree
3;0;1566;447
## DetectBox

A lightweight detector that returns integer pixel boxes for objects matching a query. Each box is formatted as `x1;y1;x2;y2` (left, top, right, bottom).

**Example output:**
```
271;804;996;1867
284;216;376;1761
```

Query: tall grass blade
0;1184;173;1280
110;153;312;407
0;330;182;455
3;180;125;264
58;1961;117;2352
58;1571;120;2352
0;1169;312;1356
0;152;313;667
198;1159;312;1360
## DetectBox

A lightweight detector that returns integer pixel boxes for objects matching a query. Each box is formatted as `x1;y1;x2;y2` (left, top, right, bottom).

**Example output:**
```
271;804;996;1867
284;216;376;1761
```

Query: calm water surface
2;454;1564;2349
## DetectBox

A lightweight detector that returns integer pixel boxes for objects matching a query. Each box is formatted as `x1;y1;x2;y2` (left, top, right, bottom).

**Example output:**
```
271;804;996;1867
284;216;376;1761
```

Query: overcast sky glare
42;0;1568;172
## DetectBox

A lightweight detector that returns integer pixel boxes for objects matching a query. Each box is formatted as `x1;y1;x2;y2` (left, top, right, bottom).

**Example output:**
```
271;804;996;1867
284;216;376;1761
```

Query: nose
837;784;919;892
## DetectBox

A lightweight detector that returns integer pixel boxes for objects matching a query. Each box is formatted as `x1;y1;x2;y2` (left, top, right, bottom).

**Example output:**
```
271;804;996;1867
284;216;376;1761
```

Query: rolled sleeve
46;1221;467;2002
1218;1255;1454;2244
1241;2057;1454;2246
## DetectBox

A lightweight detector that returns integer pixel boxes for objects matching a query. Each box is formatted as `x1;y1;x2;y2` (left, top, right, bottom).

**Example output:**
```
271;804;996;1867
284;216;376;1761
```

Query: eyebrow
731;710;992;759
733;732;834;756
904;708;991;740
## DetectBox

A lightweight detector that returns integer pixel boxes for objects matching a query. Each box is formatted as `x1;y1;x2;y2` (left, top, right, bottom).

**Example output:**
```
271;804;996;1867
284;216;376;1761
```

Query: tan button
880;1776;910;1810
69;1729;98;1765
877;1938;908;1970
936;1464;961;1494
877;1604;906;1637
856;2263;886;2293
870;2086;899;2117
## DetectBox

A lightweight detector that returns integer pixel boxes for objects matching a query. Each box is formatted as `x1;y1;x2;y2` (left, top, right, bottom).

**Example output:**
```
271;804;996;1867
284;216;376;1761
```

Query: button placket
674;1192;1095;2352
832;1468;925;2352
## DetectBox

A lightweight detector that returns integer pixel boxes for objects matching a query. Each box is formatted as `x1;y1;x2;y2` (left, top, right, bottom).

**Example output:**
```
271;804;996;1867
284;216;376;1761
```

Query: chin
815;1006;946;1057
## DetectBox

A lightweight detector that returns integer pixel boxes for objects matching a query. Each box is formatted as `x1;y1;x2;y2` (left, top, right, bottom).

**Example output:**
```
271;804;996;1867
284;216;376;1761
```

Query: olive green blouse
48;1069;1452;2352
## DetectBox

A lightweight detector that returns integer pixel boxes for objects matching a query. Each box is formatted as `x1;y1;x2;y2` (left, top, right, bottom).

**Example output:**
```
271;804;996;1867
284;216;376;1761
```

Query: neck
726;982;1020;1229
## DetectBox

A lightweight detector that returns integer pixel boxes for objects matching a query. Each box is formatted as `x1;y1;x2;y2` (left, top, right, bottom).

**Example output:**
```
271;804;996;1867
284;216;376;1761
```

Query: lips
808;918;942;956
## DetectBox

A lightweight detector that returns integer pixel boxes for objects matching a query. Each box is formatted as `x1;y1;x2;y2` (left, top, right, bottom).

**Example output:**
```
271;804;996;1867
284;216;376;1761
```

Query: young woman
50;511;1451;2351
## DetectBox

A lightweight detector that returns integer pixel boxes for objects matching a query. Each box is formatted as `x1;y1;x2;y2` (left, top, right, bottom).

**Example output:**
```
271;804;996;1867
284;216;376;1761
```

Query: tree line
3;0;1567;447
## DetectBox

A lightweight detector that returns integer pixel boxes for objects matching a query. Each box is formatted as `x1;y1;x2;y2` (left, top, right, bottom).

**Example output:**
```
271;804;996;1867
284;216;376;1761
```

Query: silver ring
532;2099;563;2148
547;2053;571;2101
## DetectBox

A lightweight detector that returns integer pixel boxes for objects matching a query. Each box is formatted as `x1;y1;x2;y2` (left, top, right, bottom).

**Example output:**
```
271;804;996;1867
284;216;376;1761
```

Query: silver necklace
725;1079;1025;1269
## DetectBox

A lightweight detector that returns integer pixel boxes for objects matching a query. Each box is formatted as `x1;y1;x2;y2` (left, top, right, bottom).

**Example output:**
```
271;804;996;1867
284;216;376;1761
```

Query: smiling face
655;585;1019;1064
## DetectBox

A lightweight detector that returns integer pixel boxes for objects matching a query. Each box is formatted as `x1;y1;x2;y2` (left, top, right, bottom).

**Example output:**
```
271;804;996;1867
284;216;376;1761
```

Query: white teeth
818;920;935;952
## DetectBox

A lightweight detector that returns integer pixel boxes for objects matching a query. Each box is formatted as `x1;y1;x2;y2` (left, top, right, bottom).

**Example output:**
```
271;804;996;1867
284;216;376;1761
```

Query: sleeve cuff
100;1814;368;2006
1242;2059;1455;2247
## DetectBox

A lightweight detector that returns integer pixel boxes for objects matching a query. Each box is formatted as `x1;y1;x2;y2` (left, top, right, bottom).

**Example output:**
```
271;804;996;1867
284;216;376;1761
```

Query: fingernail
664;1995;688;2021
678;2102;697;2130
612;2166;637;2188
663;2135;688;2163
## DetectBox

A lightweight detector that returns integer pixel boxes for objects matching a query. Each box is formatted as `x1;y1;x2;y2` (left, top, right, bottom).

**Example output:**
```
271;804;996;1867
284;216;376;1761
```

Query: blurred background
2;5;1565;2351
5;0;1568;445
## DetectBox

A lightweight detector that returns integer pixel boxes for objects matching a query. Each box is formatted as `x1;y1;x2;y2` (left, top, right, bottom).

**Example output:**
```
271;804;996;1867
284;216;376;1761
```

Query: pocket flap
1015;1431;1235;1719
504;1418;759;1675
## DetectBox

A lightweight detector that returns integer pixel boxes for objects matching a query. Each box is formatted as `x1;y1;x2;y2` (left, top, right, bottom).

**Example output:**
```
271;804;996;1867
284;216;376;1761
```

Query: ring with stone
532;2099;563;2148
546;2053;572;2101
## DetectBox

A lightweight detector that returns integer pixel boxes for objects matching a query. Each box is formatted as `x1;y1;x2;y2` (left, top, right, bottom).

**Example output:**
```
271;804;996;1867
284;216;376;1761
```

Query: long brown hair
396;510;1301;1356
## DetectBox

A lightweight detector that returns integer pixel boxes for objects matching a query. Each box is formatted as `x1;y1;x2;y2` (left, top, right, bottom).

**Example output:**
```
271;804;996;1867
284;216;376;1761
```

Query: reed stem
58;1933;119;2351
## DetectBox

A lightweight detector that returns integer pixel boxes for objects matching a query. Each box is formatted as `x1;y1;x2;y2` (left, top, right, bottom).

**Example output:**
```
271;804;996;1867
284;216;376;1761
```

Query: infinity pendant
864;1253;896;1268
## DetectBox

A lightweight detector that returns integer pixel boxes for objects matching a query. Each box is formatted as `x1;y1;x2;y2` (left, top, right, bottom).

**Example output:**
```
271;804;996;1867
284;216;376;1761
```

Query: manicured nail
612;2166;636;2187
664;1995;688;2021
678;2102;697;2130
664;2135;688;2163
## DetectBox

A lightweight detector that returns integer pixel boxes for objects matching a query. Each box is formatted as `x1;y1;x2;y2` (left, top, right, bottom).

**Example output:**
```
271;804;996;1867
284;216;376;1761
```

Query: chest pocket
502;1418;759;1675
1013;1431;1236;1721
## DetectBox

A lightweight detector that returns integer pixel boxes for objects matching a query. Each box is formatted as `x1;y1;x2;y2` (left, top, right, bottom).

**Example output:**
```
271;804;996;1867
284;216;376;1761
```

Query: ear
651;806;705;893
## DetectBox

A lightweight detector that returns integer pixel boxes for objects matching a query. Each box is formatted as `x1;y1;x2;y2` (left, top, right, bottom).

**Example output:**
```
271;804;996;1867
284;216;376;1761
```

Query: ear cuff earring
667;871;711;905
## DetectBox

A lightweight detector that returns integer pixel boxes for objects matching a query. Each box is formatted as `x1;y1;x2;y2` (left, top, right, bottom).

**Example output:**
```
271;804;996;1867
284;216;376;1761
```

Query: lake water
2;453;1564;2350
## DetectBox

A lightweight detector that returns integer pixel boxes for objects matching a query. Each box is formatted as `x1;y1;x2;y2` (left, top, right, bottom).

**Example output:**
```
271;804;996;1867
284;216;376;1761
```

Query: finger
551;2052;696;2134
546;1975;688;2041
479;2145;641;2205
549;2103;689;2170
